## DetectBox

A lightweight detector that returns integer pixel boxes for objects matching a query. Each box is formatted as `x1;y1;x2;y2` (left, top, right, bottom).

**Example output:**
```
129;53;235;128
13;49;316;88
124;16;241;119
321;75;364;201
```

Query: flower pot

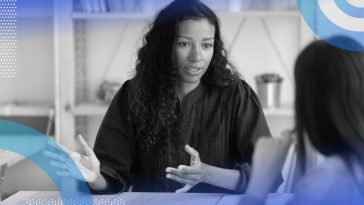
256;81;282;108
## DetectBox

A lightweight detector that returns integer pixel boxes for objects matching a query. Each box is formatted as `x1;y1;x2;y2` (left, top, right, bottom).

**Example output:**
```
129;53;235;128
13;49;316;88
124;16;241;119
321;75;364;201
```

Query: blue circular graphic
0;120;94;204
298;0;364;51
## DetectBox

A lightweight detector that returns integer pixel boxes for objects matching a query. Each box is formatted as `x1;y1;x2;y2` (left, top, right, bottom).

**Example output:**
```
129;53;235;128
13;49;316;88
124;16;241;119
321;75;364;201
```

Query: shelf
0;103;54;117
72;11;153;19
74;104;108;116
72;10;300;19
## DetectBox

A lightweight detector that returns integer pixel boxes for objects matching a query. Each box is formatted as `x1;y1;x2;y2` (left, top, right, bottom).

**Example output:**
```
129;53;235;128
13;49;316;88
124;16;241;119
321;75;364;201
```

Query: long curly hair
128;0;240;155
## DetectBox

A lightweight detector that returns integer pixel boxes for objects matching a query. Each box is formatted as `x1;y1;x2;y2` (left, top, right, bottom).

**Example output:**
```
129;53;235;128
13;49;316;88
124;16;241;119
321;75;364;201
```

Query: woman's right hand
43;134;101;183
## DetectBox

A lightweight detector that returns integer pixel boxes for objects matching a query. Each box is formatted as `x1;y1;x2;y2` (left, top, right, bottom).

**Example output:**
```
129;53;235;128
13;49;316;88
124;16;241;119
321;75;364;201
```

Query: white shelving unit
54;0;315;151
72;10;301;19
0;104;54;117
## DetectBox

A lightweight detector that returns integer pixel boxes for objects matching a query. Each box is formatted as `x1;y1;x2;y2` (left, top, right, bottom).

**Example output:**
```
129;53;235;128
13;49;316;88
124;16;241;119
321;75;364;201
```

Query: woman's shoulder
219;78;254;93
217;78;258;101
110;79;133;104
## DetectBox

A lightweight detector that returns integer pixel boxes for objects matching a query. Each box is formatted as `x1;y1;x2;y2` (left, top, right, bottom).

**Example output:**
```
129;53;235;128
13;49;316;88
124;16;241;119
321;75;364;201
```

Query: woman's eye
178;42;190;47
203;43;213;49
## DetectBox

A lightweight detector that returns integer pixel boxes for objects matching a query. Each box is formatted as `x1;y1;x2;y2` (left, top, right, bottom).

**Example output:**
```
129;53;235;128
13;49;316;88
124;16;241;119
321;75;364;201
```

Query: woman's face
175;19;215;86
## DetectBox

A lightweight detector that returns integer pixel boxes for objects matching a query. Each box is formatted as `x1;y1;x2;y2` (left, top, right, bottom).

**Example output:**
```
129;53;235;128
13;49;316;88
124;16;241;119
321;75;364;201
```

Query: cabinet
54;0;316;150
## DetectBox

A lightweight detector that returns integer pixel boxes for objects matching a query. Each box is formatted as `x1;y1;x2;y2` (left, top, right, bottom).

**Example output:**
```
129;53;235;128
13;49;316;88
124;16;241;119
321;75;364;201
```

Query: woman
243;36;364;205
44;0;279;194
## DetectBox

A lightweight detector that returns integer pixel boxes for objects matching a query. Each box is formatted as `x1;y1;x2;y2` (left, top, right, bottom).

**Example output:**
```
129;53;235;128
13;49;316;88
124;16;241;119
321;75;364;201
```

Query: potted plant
96;80;123;104
255;73;283;108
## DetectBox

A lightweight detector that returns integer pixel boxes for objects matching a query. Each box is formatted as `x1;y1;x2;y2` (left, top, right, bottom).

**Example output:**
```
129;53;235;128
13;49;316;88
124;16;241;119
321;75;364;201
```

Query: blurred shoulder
293;155;361;203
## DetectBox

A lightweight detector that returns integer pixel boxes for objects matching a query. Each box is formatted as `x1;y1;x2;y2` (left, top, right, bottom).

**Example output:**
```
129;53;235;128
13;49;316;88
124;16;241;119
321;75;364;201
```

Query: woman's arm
91;80;137;193
202;163;241;191
88;171;110;191
244;137;293;201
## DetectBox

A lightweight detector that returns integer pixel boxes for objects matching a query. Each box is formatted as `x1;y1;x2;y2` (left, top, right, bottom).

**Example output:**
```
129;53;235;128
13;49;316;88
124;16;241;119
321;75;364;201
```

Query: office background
0;0;316;200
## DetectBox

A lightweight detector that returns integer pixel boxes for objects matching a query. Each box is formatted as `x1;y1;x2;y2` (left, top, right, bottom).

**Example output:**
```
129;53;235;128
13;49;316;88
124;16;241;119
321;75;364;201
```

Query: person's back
289;155;364;205
241;36;364;205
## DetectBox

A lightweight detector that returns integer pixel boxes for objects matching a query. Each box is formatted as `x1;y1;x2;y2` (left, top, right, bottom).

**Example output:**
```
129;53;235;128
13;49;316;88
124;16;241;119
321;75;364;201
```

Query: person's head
135;0;238;87
294;36;364;165
129;0;240;154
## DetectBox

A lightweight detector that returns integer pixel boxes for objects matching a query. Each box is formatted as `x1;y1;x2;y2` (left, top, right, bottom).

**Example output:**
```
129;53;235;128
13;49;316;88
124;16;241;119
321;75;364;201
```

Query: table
2;191;294;205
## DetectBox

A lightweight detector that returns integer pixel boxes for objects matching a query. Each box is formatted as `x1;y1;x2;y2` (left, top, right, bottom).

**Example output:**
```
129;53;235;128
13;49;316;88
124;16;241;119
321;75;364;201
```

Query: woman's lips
184;66;202;73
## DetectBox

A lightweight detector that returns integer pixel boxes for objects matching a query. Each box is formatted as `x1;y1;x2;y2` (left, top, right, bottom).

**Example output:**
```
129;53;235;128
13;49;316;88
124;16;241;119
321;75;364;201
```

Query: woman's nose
189;46;202;62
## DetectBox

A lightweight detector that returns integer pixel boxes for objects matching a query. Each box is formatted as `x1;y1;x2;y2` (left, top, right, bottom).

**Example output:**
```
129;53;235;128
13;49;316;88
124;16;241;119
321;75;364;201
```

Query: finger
277;131;295;143
281;130;292;138
57;151;69;159
76;134;94;156
166;173;195;185
166;166;197;177
43;150;68;162
277;137;294;147
185;145;200;165
47;140;71;155
175;184;193;194
185;145;196;156
50;161;68;170
56;171;70;177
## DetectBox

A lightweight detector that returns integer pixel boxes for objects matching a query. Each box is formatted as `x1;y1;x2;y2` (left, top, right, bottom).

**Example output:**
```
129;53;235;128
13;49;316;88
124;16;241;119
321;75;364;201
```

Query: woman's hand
165;145;206;193
43;134;101;183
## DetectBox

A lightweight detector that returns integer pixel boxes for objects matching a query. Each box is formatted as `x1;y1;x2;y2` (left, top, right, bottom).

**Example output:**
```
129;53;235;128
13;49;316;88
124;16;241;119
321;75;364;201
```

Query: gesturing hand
43;134;101;183
166;145;206;194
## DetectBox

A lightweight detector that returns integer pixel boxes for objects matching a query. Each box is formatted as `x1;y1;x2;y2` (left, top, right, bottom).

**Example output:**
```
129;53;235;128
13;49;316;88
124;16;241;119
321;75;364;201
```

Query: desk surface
2;191;294;205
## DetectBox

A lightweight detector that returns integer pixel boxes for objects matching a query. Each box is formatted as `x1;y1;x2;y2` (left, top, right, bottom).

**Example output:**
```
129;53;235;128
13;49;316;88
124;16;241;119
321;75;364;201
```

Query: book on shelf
140;0;154;12
123;0;138;11
80;0;93;12
106;0;124;12
98;0;107;12
201;0;227;11
90;0;101;12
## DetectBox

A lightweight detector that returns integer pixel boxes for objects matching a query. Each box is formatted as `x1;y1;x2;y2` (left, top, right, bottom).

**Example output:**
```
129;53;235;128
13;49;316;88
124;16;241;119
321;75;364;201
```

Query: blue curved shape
0;120;94;204
335;0;364;18
298;0;364;51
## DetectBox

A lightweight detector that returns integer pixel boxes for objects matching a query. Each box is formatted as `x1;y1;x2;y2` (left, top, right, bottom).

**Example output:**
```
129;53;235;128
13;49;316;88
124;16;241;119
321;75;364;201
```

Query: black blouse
91;79;280;194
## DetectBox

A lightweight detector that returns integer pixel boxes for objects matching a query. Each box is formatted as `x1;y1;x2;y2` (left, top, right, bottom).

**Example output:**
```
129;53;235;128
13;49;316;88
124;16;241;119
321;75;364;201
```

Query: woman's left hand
165;145;206;193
